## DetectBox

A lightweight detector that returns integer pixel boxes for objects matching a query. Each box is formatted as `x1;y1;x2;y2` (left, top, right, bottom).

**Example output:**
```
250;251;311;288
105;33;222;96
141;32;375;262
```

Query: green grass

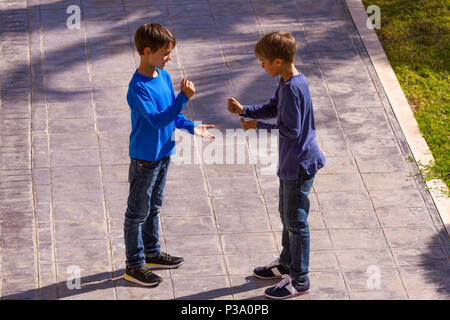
360;0;450;190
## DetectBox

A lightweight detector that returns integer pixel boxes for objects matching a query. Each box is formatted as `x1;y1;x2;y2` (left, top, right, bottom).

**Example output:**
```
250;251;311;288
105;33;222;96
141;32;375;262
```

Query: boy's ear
143;46;153;56
273;58;283;66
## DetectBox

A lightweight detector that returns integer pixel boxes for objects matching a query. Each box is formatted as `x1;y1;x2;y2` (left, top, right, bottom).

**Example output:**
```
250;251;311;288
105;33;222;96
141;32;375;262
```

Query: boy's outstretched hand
240;118;257;131
194;124;216;140
227;97;244;114
180;78;195;99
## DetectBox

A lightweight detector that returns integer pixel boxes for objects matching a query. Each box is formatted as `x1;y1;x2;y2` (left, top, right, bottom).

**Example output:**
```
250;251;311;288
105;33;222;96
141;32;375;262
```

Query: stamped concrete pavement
0;0;448;300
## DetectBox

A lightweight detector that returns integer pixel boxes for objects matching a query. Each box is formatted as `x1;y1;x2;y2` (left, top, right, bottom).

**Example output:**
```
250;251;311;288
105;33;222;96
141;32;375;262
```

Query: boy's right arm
227;87;279;119
130;80;194;129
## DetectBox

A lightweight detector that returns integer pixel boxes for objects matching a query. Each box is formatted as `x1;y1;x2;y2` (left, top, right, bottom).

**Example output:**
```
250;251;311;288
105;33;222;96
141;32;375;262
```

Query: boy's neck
280;63;299;82
137;59;158;78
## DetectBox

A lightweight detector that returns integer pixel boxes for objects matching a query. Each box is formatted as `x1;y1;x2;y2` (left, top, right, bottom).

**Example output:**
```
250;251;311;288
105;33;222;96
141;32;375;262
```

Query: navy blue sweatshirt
243;72;325;180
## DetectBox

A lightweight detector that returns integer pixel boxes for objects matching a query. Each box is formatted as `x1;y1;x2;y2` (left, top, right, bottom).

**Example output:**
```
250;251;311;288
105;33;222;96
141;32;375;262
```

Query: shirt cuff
178;92;190;103
188;122;201;135
256;121;278;130
241;105;250;117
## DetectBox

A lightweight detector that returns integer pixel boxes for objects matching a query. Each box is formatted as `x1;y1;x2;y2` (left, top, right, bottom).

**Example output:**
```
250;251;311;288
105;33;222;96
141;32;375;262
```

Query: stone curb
344;0;449;236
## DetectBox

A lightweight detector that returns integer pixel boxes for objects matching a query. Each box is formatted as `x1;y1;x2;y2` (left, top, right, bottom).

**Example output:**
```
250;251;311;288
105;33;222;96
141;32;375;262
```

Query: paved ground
0;0;449;300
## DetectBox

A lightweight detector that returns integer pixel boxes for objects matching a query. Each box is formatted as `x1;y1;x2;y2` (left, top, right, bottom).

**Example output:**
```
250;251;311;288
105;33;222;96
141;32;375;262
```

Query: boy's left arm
175;114;215;139
174;113;197;134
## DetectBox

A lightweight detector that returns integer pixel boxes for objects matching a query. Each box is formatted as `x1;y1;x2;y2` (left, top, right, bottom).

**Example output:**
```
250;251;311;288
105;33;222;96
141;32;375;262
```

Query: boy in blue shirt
124;23;215;286
228;31;326;299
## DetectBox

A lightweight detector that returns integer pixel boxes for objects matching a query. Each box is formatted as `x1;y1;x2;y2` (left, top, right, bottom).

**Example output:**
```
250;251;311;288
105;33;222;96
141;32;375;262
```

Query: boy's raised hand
180;78;195;99
227;97;244;114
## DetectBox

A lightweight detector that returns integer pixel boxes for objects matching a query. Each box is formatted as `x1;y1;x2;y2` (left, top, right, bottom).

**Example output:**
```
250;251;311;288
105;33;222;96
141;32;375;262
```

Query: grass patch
360;0;449;189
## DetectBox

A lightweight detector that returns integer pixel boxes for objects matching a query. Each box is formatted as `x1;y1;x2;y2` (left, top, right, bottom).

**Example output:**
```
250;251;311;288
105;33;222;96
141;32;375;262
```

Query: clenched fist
227;97;244;114
180;78;195;99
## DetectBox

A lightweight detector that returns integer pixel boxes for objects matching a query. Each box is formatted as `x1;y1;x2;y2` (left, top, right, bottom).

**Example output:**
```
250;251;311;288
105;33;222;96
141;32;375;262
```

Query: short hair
134;23;176;55
254;31;296;63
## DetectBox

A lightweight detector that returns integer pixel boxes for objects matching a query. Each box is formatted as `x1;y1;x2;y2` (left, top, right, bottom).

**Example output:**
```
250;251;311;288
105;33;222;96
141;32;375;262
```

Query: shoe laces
265;256;280;269
275;275;292;289
139;265;154;278
160;252;171;261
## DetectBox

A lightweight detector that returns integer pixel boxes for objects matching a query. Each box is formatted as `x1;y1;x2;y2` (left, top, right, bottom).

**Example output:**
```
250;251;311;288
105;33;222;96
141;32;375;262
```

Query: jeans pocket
128;160;136;184
137;159;159;168
298;167;315;193
300;178;314;192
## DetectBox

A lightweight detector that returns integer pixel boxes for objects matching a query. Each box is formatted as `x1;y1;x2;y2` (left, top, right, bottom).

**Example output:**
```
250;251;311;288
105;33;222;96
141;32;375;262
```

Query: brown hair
254;31;296;63
134;23;176;55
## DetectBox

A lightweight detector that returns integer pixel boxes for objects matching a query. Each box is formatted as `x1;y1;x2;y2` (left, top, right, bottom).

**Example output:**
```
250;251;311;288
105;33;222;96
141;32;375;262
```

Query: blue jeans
124;156;170;268
279;166;315;281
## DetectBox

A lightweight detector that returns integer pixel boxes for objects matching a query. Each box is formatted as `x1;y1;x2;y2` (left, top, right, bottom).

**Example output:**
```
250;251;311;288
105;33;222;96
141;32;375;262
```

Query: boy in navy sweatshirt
123;23;215;286
228;31;326;299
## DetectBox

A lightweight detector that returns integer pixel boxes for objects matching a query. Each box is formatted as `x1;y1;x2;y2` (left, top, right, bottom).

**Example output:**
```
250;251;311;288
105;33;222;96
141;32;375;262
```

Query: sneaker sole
264;290;310;300
123;273;162;287
145;261;184;269
253;273;284;280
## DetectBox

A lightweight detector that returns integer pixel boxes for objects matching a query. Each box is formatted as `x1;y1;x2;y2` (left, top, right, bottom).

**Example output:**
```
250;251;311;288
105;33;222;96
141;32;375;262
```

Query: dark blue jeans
124;156;170;268
279;166;315;281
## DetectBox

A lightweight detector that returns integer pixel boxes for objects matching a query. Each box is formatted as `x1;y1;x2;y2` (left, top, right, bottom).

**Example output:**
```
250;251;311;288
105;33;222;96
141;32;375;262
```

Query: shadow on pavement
0;270;276;300
172;276;279;300
417;229;450;296
1;0;356;116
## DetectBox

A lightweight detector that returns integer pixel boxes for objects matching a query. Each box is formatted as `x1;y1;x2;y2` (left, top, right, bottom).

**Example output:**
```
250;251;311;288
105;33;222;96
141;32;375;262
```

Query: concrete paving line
345;0;449;237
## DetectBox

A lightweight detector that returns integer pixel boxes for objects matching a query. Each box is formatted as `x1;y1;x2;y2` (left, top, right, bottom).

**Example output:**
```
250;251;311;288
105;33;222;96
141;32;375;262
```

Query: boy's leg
279;179;292;271
143;156;184;268
264;168;314;299
124;158;163;268
142;156;170;257
281;167;314;282
252;179;289;279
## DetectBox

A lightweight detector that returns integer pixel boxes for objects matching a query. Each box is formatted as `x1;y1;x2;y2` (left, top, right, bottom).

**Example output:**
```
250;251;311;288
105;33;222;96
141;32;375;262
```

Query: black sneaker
145;252;184;269
124;265;163;286
264;275;310;300
253;258;289;279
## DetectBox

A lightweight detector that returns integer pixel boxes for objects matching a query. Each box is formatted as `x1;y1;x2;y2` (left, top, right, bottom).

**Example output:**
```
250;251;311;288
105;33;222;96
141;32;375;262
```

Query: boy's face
142;43;173;69
257;56;283;77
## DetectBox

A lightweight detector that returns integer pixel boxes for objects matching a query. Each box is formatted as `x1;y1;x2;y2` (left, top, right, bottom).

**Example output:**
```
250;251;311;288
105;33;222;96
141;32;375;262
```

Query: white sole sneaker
123;273;161;286
145;261;184;269
253;273;283;280
264;290;310;300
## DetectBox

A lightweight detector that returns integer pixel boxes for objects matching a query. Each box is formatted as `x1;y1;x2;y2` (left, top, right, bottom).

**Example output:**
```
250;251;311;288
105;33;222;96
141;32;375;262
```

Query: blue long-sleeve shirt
127;68;197;161
243;73;325;180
